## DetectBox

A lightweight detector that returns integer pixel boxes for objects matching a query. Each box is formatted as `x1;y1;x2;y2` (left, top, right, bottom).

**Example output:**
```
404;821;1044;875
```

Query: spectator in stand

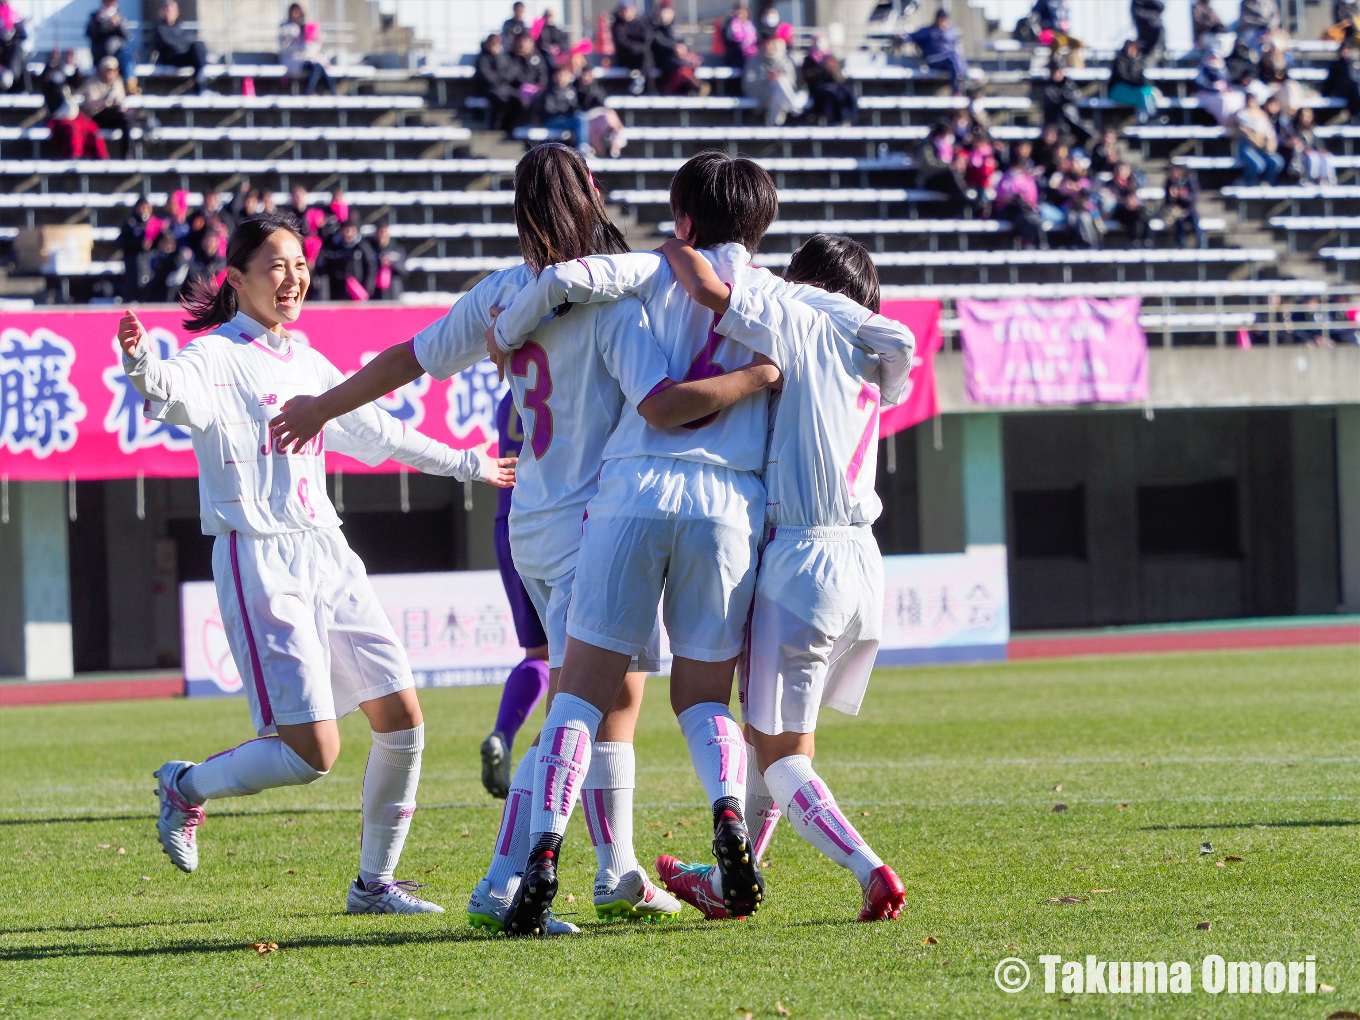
909;8;969;95
995;144;1046;249
1323;38;1360;116
1103;162;1149;247
150;1;208;94
198;189;231;232
532;62;585;143
474;34;518;131
502;2;530;51
0;0;29;94
1109;37;1161;123
913;118;955;180
280;4;333;95
536;8;569;66
612;1;656;95
1089;126;1122;176
1032;121;1062;174
1192;0;1226;49
744;32;800;126
652;1;707;97
1195;49;1245;124
145;227;192;302
164;190;192;245
1333;0;1360;38
575;65;628;156
963;128;1000;200
39;49;85;115
369;219;407;301
187;222;228;290
505;31;549;130
1057;153;1101;249
1233;90;1284;186
720;3;758;69
318;218;376;301
1160;163;1204;248
801;36;856;125
1040;63;1089;146
1236;0;1281;51
79;56;133;160
1281;105;1336;184
284;183;312;232
1131;0;1165;63
234;187;264;223
86;0;136;93
118;195;157;299
1029;0;1084;66
1256;37;1308;114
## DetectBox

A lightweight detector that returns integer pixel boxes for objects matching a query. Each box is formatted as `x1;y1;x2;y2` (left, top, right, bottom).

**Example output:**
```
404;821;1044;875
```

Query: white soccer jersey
123;311;485;537
492;247;876;473
410;267;670;582
715;281;917;528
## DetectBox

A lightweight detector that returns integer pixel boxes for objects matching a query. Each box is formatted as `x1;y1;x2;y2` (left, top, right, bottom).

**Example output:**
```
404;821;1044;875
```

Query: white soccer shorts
212;527;414;735
567;455;764;663
740;525;884;735
522;568;662;672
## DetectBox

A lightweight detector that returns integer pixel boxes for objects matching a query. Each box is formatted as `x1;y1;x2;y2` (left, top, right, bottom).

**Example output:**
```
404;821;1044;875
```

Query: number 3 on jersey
510;341;554;458
846;382;880;494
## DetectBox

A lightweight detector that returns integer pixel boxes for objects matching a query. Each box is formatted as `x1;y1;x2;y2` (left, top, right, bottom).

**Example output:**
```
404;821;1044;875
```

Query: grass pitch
1;646;1357;1019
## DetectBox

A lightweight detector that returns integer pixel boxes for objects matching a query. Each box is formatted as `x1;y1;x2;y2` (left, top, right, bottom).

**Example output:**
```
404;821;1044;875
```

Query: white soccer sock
764;754;882;886
745;744;781;863
582;742;638;880
485;751;535;897
676;702;748;810
177;736;324;804
528;693;602;844
357;725;424;888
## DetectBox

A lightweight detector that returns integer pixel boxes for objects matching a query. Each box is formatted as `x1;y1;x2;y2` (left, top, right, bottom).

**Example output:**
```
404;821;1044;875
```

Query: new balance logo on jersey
259;394;279;407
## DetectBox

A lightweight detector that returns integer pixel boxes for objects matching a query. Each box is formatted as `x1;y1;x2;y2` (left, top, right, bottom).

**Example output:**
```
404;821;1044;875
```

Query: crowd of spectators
116;185;406;304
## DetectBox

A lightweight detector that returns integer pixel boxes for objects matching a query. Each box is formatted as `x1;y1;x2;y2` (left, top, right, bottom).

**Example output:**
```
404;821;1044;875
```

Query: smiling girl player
122;213;513;915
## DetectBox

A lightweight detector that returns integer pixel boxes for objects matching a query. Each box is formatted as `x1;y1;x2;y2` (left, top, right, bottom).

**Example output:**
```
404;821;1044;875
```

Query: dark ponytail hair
179;213;305;332
513;143;630;274
785;233;881;314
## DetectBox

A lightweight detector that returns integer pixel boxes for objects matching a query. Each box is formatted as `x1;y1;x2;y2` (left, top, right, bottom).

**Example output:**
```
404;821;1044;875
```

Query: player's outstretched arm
659;239;731;314
271;341;424;454
637;357;781;430
119;310;216;429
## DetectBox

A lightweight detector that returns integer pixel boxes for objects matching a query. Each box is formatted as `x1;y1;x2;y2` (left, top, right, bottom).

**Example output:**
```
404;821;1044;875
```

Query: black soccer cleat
712;807;765;918
504;849;559;937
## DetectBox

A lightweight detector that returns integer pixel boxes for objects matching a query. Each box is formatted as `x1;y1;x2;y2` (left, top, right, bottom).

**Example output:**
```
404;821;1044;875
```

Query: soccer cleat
153;760;205;873
480;731;511;799
594;867;683;921
466;878;579;935
858;864;906;922
654;855;732;921
503;849;559;936
346;877;446;915
712;809;765;917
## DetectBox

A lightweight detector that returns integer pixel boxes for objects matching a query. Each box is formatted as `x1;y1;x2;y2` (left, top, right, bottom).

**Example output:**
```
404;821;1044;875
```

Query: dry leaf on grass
226;851;237;857
140;876;152;882
1116;803;1129;809
776;1002;792;1016
678;819;694;826
349;980;369;986
285;869;295;875
1074;866;1092;872
249;943;279;954
1319;985;1339;996
566;893;576;904
1141;760;1149;767
734;1009;755;1020
1195;921;1212;931
1215;861;1226;868
423;864;441;874
646;822;660;828
1052;803;1068;813
1003;944;1022;951
1052;784;1062;792
1047;896;1090;904
97;843;112;849
1222;856;1242;862
921;936;940;945
117;847;127;855
662;831;673;839
1163;855;1174;862
249;984;263;990
1091;888;1115;894
860;811;871;818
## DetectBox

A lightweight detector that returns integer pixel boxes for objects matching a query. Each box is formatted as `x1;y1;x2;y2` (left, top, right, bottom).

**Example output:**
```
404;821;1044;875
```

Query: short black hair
784;233;880;313
668;150;778;252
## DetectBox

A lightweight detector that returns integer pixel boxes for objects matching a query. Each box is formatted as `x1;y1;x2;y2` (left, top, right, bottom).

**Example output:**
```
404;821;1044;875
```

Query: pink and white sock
485;751;535;896
763;754;882;886
177;736;324;804
358;725;424;888
745;744;781;863
528;693;601;843
582;741;638;879
676;702;748;809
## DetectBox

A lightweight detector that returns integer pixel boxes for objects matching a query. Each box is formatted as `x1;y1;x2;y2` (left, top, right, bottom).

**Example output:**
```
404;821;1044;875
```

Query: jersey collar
228;311;296;363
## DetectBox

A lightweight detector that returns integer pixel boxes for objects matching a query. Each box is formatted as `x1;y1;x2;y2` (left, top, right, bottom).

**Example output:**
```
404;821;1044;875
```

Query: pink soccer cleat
655;855;736;920
859;864;906;922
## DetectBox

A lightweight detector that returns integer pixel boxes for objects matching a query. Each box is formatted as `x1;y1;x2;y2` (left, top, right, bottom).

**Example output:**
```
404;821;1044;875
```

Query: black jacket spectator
537;16;569;65
474;35;518;129
1323;44;1360;116
1040;67;1089;145
802;51;857;125
1192;0;1225;40
370;223;406;301
317;223;377;301
1130;0;1165;60
532;73;580;126
0;7;28;93
577;71;609;110
1112;46;1148;89
86;2;131;70
501;5;530;50
118;199;154;299
506;38;549;94
1160;164;1203;247
612;5;655;92
39;50;84;114
150;2;207;92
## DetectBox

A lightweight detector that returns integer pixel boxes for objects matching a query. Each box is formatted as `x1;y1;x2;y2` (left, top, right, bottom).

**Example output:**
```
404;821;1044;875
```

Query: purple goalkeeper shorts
495;516;548;650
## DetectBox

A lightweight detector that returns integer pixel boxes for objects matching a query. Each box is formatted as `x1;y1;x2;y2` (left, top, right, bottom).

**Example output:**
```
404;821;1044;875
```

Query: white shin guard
358;725;424;887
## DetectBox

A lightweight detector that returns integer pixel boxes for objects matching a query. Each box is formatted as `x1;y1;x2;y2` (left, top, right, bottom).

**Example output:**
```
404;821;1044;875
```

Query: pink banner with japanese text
957;297;1148;405
0;304;505;481
878;299;942;436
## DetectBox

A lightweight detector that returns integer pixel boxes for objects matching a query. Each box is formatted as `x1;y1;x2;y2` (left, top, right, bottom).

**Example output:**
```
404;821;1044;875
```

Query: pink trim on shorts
229;531;273;727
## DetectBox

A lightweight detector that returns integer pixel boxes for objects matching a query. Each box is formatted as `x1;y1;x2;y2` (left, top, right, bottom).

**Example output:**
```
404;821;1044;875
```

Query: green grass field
1;646;1357;1019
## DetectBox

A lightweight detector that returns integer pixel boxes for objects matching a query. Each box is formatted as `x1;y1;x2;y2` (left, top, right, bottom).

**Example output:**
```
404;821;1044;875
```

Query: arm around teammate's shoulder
854;314;915;407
